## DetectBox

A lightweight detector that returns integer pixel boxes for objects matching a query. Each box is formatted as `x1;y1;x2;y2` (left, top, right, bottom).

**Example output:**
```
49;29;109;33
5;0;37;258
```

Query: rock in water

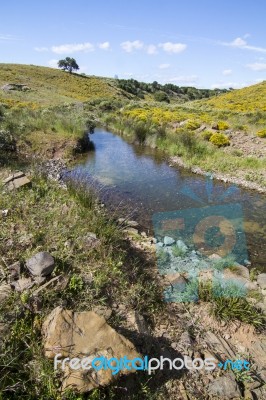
176;240;188;252
42;307;140;393
163;236;175;246
26;251;55;277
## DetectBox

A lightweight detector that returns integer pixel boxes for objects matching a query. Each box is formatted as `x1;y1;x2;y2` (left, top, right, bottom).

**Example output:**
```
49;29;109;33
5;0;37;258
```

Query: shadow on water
69;128;266;271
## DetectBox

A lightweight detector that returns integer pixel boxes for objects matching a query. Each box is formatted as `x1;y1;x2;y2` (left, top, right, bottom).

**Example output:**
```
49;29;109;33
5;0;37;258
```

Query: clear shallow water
71;128;266;271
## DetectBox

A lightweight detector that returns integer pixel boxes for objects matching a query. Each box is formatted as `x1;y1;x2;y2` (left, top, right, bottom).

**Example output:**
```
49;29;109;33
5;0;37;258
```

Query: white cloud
246;62;266;71
34;47;49;52
120;40;143;52
47;59;59;68
98;41;110;50
230;37;247;47
224;37;266;53
222;69;232;76
159;42;187;54
146;44;157;55
159;63;170;69
51;42;94;54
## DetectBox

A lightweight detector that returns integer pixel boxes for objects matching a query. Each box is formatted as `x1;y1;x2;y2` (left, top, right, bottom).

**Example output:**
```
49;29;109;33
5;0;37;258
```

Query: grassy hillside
197;80;266;112
0;63;125;108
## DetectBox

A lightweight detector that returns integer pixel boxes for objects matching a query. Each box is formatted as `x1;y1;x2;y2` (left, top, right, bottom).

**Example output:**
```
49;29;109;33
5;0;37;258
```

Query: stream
70;128;266;271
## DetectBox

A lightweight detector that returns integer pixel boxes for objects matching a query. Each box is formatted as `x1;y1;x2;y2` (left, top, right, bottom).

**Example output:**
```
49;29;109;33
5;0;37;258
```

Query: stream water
71;128;266;271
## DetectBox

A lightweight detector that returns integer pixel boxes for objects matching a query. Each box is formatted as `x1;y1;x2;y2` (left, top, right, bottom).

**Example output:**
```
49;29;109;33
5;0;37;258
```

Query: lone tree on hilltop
58;57;79;73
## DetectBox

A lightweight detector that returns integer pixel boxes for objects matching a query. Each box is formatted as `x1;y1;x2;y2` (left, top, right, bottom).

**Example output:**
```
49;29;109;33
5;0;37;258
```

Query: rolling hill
197;80;266;112
0;63;126;108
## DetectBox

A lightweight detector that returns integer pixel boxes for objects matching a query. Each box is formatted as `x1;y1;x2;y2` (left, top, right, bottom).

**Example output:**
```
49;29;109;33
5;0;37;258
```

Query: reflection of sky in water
84;130;179;187
72;128;266;270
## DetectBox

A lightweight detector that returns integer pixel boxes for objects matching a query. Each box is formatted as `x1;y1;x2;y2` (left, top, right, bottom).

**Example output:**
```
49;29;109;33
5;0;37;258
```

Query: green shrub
256;129;266;138
0;129;16;152
154;91;170;103
201;130;213;141
210;132;230;147
185;120;201;130
134;122;149;143
217;121;229;130
178;130;197;153
157;123;167;138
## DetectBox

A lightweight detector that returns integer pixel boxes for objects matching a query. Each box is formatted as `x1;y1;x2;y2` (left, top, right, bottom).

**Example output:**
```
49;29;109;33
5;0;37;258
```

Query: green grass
211;296;265;328
196;80;266;112
0;63;126;108
0;102;98;165
0;174;163;399
198;281;266;329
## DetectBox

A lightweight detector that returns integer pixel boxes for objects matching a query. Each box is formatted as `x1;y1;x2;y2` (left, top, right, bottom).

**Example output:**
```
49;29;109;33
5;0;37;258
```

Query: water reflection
71;128;266;270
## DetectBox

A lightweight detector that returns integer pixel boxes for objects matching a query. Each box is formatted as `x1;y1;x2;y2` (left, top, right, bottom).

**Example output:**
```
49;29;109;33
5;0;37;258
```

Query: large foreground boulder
42;307;140;393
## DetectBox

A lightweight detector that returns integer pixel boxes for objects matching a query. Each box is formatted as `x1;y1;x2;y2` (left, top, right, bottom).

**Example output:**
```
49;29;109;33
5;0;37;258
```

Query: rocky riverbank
122;224;266;399
169;156;266;194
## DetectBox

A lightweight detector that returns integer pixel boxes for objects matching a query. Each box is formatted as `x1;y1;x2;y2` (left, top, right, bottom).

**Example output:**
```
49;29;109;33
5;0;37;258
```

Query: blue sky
1;0;266;88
